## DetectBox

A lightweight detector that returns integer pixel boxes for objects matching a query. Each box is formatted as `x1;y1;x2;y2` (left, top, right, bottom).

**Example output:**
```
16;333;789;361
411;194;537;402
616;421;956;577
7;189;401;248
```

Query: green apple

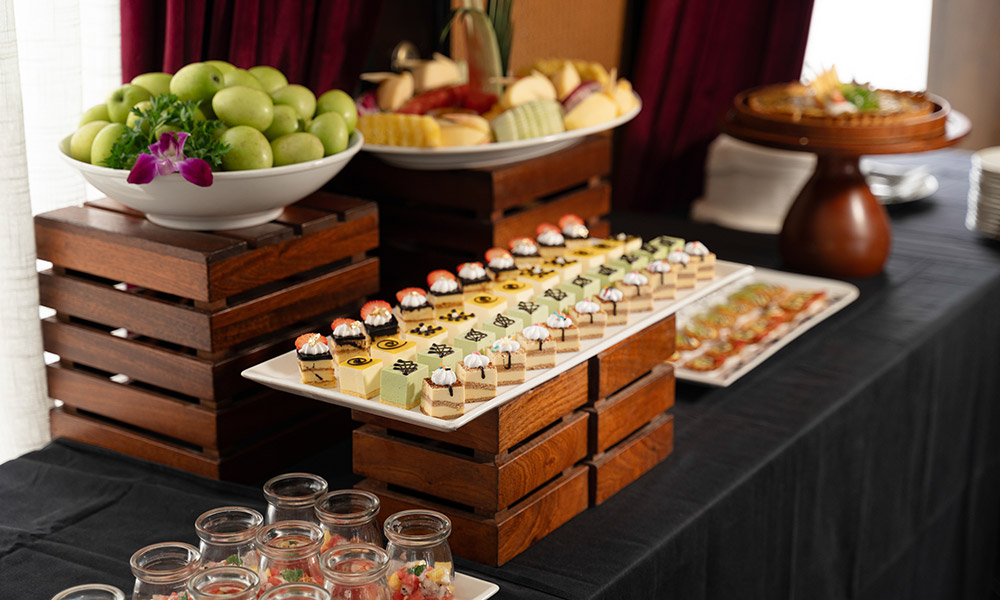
79;103;110;127
169;63;224;104
248;65;288;93
131;72;172;97
153;124;181;138
199;102;217;120
308;112;348;155
90;123;127;167
223;68;265;90
221;126;273;170
316;89;357;134
70;120;109;163
212;85;274;131
125;100;154;132
59;133;73;156
271;132;324;166
204;60;236;75
264;104;302;141
107;84;153;123
271;84;316;121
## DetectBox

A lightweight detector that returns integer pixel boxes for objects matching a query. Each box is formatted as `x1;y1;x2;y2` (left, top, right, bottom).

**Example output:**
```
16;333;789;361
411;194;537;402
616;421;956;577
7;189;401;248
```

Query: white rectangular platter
243;260;753;432
454;572;500;600
673;267;860;387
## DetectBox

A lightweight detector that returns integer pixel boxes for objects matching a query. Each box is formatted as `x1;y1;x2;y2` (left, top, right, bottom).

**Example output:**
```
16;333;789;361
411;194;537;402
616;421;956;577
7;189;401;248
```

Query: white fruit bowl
59;131;363;230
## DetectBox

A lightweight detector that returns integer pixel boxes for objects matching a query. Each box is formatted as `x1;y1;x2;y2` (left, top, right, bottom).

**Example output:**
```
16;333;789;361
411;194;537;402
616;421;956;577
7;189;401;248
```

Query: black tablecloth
3;150;1000;600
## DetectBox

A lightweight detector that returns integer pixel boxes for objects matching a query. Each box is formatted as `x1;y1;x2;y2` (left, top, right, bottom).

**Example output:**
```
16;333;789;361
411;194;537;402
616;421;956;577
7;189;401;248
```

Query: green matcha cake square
650;235;684;253
635;242;667;261
482;313;522;339
536;286;573;313
416;343;463;372
509;300;549;327
611;252;649;272
380;360;426;409
589;264;625;288
559;274;600;303
453;328;495;355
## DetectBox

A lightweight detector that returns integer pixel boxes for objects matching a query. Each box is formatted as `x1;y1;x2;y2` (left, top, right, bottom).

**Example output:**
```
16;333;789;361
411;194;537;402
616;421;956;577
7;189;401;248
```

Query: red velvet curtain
616;0;814;213
120;0;383;93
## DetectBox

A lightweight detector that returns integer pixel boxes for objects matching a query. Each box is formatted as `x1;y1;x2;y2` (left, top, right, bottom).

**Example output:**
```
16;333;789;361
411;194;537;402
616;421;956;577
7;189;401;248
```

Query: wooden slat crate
36;193;379;480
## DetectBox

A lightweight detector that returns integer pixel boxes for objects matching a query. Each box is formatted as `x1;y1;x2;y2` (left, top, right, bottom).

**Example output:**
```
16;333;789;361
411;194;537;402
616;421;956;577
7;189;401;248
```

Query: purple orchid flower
127;131;213;187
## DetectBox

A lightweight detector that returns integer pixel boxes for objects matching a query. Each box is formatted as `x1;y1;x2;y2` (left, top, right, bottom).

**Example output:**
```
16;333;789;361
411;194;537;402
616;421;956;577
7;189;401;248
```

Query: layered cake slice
536;225;567;259
421;366;465;419
509;237;542;268
517;266;560;294
567;246;606;271
668;249;697;289
485;248;519;282
416;342;464;372
380;359;427;409
517;324;556;370
598;286;629;326
559;214;591;250
456;351;497;402
330;319;371;367
570;299;607;339
482;313;522;340
591;263;625;288
544;312;580;353
486;337;527;386
294;333;337;388
492;279;534;304
646;260;677;300
685;241;716;280
540;255;582;283
403;322;448;351
509;300;548;327
339;356;382;400
361;301;399;343
536;286;573;314
436;309;477;342
621;271;654;312
560;274;599;302
427;270;464;317
395;288;434;328
463;293;508;324
457;262;491;294
370;337;418;364
453;328;495;355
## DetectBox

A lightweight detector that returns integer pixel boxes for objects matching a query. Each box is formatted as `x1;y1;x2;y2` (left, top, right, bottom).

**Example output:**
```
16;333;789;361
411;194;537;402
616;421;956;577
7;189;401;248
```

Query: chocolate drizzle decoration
501;282;523;291
426;344;455;358
464;330;487;342
504;351;512;369
544;288;568;301
598;265;616;276
376;338;404;350
473;295;497;305
493;314;515;328
346;357;373;367
517;301;541;314
640;243;658;254
622;253;641;265
411;323;443;336
571;276;592;288
392;360;419;375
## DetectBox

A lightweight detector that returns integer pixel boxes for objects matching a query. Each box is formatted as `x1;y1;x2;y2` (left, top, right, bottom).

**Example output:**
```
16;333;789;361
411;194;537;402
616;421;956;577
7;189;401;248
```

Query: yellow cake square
339;356;383;400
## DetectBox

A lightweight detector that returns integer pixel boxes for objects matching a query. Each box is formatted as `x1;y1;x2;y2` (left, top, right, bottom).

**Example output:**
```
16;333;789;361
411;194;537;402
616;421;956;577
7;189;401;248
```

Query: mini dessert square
517;266;561;294
685;241;716;280
395;288;434;326
491;279;534;304
361;301;399;343
380;360;426;410
421;367;465;419
544;312;580;353
560;220;592;250
370;337;418;363
611;252;649;272
569;299;607;339
295;333;337;388
536;286;573;314
456;352;498;402
330;319;371;366
646;259;677;300
560;274;599;302
591;239;625;261
609;232;642;253
463;293;508;323
535;227;567;259
517;324;556;369
436;309;477;342
540;255;582;283
487;337;527;385
509;237;542;268
590;263;625;288
598;286;629;326
339;356;382;400
416;342;463;372
426;270;464;317
668;249;697;289
456;262;491;293
482;313;522;340
403;322;448;351
453;328;495;355
485;248;519;282
650;235;685;253
509;300;549;327
621;270;654;312
567;246;606;271
636;242;668;261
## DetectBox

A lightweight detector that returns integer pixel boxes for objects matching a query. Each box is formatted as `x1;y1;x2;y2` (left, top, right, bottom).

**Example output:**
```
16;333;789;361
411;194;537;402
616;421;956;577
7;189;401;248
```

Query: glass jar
314;490;381;553
51;584;126;600
186;566;260;600
383;510;455;600
257;521;326;591
319;543;391;600
129;542;202;600
259;583;331;600
195;506;264;571
264;473;329;524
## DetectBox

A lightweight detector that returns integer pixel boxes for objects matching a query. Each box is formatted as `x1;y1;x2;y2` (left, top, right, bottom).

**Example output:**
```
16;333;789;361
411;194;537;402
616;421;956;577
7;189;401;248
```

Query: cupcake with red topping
485;247;518;282
361;300;399;343
395;287;433;325
456;261;491;293
535;223;566;259
559;214;591;250
509;236;542;268
426;270;463;317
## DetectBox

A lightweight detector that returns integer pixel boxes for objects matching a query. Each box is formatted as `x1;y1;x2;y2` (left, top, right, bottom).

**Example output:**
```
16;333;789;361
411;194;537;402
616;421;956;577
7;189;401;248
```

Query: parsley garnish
840;84;880;112
224;554;242;566
407;564;426;576
104;94;229;170
281;568;304;582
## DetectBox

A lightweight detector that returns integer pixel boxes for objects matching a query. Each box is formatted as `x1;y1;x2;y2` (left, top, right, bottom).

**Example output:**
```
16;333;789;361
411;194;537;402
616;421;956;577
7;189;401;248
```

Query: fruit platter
355;56;641;169
59;61;362;230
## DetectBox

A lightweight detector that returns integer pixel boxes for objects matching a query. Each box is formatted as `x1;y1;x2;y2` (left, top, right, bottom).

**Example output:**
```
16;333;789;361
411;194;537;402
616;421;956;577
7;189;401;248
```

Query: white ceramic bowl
60;131;363;230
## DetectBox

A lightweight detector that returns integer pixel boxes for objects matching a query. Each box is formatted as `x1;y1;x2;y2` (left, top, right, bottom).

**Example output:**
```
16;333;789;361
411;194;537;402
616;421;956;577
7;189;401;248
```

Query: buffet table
2;149;999;600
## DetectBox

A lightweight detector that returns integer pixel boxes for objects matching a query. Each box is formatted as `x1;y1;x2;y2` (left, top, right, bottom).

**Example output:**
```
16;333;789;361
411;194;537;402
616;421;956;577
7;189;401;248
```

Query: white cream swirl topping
431;367;457;386
511;239;537;256
622;271;649;286
458;262;487;280
546;312;572;328
492;337;521;352
463;352;491;369
563;223;589;238
333;321;365;338
489;255;514;269
299;334;329;355
522;324;550;340
536;230;565;246
667;250;690;264
647;260;670;273
684;241;709;256
364;307;391;326
599;287;624;302
574;299;600;314
400;291;427;308
430;277;458;293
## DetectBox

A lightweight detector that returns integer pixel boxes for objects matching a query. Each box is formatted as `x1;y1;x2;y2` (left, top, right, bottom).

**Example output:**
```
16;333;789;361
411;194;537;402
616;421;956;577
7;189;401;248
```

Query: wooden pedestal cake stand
721;90;970;278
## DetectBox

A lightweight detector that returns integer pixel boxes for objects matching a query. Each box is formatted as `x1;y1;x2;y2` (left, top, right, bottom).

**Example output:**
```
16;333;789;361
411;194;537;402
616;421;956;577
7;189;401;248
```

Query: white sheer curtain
0;0;121;463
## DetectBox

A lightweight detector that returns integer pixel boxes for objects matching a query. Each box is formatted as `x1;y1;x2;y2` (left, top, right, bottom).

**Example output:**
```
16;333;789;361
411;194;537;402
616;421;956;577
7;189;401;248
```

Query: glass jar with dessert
259;583;331;600
129;542;202;600
257;521;326;593
195;506;264;571
319;543;392;600
383;510;455;600
51;584;126;600
314;490;382;553
263;473;329;524
186;566;260;600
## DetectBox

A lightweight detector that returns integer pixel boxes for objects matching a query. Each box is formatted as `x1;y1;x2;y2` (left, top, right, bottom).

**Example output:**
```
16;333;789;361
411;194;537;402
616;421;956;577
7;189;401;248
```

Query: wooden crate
36;193;379;480
587;411;674;505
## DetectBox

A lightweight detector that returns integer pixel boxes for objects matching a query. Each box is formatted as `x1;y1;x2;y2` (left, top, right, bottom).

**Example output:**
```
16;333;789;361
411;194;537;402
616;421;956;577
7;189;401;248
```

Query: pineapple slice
357;113;441;147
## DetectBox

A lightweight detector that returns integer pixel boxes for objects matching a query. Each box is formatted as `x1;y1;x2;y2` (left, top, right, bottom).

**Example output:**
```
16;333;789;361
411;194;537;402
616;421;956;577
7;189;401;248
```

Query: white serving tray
242;261;753;432
673;268;860;387
454;572;500;600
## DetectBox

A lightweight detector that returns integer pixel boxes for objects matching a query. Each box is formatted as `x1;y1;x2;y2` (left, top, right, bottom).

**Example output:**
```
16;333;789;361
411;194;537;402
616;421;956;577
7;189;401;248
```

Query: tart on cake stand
721;88;969;278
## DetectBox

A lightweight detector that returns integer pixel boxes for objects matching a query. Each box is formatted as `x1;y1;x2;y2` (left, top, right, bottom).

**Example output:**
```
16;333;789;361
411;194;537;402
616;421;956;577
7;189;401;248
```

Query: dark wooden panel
588;412;674;505
274;204;341;235
497;411;588;508
589;315;675;400
492;182;610;247
298;192;379;220
587;364;675;454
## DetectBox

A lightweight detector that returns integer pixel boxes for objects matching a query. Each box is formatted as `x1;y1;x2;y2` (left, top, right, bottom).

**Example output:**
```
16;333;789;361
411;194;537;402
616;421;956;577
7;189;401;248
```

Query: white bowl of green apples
60;61;363;231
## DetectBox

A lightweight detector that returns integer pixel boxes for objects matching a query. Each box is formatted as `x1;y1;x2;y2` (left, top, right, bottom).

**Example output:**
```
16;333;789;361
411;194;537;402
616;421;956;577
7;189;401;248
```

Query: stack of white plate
967;147;1000;239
